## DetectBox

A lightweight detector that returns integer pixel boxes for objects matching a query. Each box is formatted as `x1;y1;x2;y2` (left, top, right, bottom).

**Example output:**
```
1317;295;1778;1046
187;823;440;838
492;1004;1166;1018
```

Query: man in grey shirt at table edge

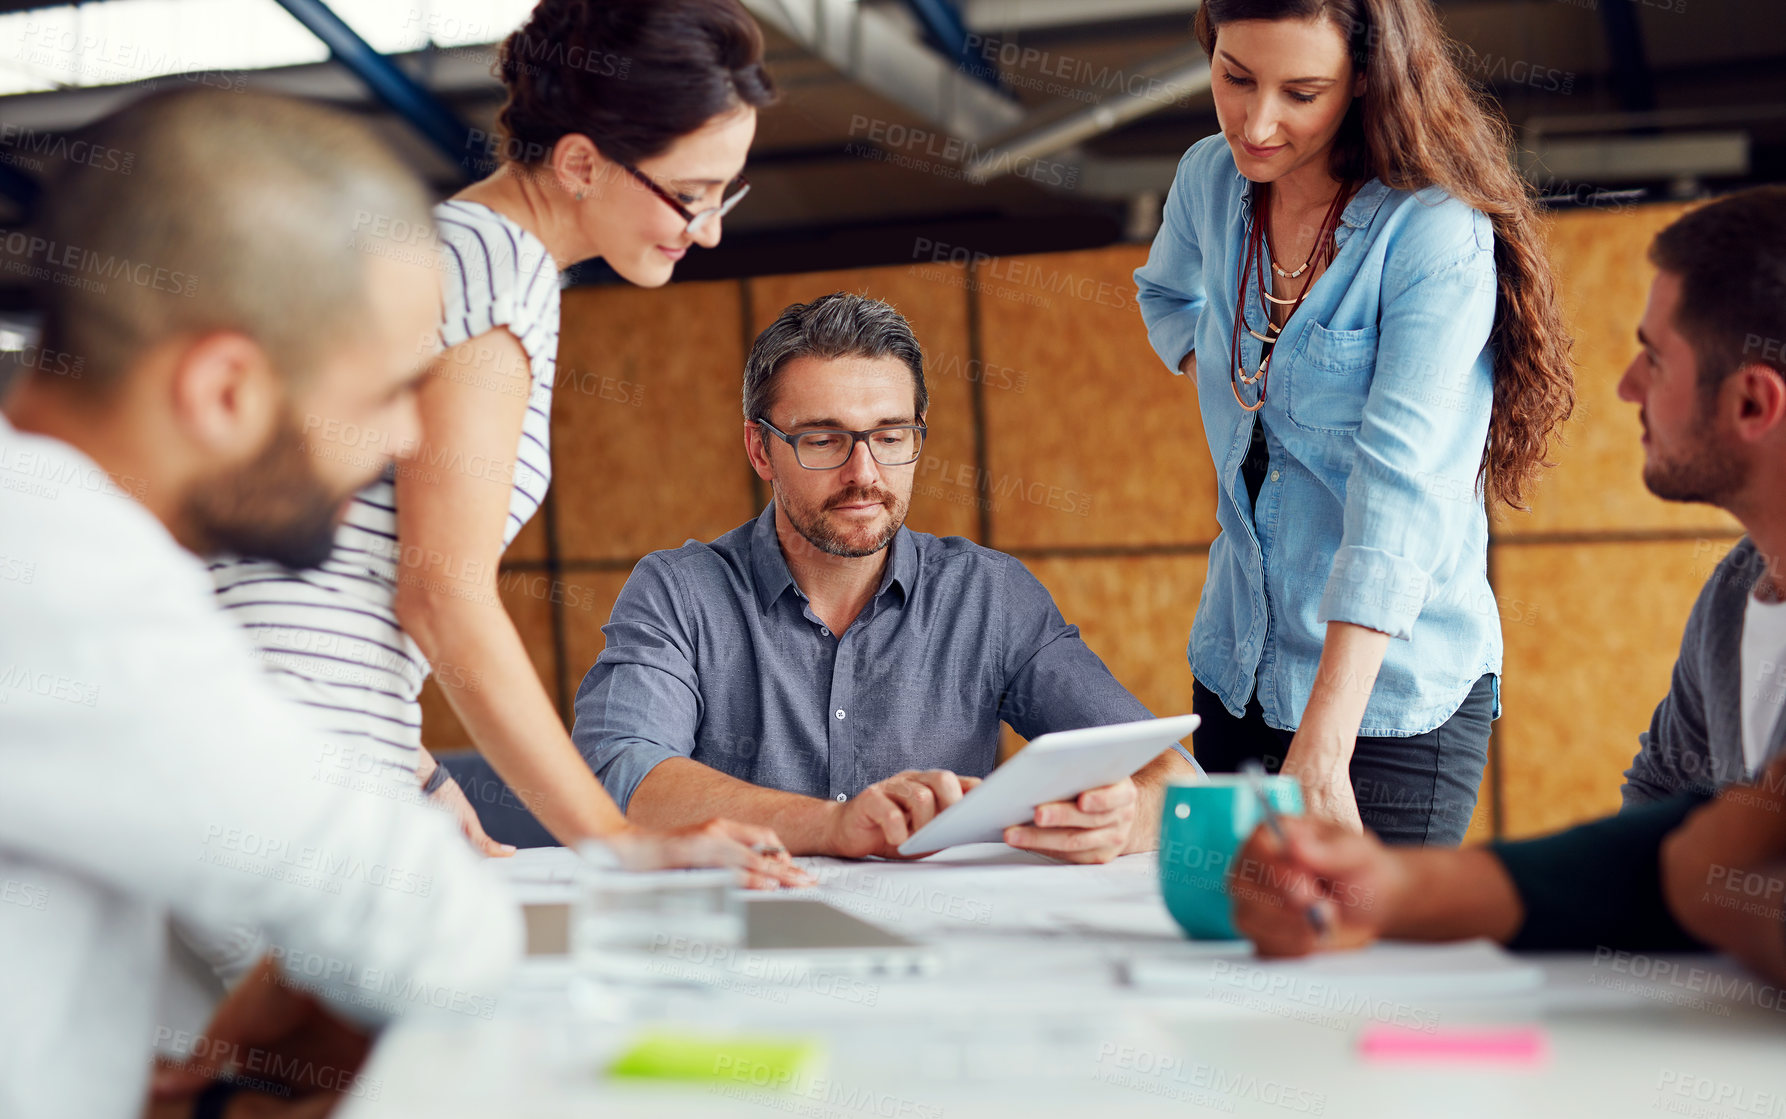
574;293;1201;864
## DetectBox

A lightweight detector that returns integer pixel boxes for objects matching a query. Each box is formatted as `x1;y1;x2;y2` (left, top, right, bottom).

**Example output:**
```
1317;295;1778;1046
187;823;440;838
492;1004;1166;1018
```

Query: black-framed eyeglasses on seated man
620;161;750;238
756;418;927;470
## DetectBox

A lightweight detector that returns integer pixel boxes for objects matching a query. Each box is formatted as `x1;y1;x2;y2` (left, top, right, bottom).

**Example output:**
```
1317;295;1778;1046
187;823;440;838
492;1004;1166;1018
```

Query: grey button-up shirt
574;504;1195;811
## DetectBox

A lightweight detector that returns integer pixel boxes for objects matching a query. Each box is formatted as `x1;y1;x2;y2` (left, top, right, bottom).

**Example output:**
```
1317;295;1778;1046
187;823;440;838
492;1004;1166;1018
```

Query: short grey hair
742;292;927;426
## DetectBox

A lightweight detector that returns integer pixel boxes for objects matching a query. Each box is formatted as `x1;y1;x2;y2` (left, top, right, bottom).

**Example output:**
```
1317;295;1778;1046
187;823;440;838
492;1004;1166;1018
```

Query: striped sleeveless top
210;200;562;786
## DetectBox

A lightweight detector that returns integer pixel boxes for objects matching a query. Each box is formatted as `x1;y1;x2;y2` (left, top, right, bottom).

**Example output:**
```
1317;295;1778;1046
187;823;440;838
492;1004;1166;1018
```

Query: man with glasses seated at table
573;293;1200;863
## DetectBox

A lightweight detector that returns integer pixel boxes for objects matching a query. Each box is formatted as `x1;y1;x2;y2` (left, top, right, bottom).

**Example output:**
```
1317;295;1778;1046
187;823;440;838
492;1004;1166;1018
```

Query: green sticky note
607;1031;824;1089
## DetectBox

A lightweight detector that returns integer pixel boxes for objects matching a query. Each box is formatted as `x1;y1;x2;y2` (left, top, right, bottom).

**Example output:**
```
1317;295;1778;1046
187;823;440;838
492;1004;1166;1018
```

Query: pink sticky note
1359;1025;1548;1065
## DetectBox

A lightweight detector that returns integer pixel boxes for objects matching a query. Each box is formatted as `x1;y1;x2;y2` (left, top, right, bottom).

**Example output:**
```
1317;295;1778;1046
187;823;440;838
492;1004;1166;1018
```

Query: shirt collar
1337;179;1391;229
880;522;917;602
749;503;797;612
1235;166;1391;231
748;502;918;614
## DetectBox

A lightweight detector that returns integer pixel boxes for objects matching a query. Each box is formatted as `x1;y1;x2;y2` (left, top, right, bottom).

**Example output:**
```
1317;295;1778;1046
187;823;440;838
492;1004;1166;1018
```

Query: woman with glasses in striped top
210;0;807;886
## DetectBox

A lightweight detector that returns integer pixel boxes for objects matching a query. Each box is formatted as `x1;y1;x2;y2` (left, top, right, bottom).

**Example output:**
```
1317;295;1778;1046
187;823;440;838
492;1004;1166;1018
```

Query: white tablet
896;714;1201;856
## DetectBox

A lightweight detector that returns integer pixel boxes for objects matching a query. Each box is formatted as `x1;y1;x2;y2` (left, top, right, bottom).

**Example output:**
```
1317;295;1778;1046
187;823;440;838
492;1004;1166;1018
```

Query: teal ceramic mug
1158;775;1305;940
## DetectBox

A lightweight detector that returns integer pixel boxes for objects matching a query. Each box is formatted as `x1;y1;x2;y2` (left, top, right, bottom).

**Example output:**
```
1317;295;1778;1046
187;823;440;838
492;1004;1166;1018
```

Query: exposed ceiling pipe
0;158;39;221
743;0;1024;144
962;48;1211;184
1596;0;1656;116
963;0;1199;32
897;0;1009;94
270;0;479;180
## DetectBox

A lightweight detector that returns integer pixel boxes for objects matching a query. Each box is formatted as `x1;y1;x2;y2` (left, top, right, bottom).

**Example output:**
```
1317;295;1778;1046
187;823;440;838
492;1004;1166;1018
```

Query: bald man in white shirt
0;91;519;1119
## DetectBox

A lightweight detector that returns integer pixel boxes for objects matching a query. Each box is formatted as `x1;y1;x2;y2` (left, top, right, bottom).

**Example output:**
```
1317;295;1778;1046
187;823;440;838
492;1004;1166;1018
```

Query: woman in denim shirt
1136;0;1575;845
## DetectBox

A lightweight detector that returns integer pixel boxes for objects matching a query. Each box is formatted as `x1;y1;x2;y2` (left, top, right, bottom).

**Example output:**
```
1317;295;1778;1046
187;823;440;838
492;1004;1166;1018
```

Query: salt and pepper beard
771;477;909;559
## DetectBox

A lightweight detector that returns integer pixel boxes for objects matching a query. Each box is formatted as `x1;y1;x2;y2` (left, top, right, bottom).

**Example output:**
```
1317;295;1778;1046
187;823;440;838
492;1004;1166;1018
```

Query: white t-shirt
0;415;521;1119
1739;589;1786;776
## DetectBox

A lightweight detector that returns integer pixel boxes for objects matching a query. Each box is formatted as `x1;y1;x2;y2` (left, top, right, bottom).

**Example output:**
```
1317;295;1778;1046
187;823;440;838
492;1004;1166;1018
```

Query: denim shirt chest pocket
1286;320;1377;433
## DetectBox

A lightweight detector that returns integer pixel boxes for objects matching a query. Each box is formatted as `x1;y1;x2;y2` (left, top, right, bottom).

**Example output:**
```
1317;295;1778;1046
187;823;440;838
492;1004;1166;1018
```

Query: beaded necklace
1229;179;1353;412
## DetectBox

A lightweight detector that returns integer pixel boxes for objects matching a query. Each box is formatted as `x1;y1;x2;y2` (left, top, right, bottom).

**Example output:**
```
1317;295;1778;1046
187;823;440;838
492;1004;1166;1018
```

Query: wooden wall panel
1494;203;1739;539
1462;752;1496;847
557;571;634;706
1021;554;1205;723
503;507;549;565
1494;538;1726;838
416;574;561;753
417;679;464;752
747;264;980;540
978;244;1221;550
999;554;1205;765
552;281;759;561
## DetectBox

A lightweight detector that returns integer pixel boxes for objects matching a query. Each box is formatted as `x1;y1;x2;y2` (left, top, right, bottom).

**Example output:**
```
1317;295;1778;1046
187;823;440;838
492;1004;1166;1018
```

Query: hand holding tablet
823;769;986;859
999;773;1145;864
897;715;1201;858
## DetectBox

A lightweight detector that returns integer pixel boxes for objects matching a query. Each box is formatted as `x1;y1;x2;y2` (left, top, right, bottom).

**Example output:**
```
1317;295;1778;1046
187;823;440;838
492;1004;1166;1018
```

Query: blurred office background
0;0;1778;841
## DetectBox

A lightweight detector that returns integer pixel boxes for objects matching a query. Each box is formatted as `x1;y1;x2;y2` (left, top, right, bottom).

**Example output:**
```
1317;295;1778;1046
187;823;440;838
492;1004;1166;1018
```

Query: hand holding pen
1228;760;1406;957
1240;759;1330;936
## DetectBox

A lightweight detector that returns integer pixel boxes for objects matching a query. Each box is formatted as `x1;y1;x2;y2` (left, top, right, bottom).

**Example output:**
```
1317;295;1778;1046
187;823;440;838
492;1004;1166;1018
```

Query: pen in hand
1240;759;1329;937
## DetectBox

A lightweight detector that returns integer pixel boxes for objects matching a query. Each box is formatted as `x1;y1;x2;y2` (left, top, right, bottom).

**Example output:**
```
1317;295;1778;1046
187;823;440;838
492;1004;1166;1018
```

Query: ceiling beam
961;0;1198;32
270;0;479;180
1597;0;1656;114
897;0;1008;92
745;0;1024;143
0;158;39;224
963;46;1211;183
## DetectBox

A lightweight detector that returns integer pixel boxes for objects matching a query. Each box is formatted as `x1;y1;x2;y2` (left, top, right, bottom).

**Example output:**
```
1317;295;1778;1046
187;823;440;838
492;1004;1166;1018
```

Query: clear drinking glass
568;841;745;1021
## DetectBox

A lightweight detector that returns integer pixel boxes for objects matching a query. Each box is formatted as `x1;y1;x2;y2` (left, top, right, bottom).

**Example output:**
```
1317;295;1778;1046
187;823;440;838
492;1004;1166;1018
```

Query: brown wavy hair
496;0;777;167
1195;0;1575;512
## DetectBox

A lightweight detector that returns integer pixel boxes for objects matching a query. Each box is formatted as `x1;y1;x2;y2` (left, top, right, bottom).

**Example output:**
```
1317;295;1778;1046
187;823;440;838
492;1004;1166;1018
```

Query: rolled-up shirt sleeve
1319;229;1498;641
572;554;704;812
1134;145;1209;375
995;557;1199;769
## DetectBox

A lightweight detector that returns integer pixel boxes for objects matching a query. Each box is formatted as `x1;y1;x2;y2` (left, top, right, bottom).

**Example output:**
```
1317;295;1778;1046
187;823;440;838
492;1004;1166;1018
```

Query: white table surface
340;845;1786;1119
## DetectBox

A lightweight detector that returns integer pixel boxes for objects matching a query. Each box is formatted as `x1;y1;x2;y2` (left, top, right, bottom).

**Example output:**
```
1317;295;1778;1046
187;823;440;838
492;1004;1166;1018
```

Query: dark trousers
1190;674;1495;847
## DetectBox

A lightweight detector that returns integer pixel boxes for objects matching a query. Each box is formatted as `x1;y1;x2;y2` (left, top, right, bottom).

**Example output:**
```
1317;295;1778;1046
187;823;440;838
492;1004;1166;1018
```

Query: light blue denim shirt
1134;134;1502;737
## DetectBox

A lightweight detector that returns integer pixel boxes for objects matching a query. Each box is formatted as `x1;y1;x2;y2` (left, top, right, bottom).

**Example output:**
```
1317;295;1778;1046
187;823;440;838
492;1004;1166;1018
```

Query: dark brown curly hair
495;0;777;167
1196;0;1576;513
